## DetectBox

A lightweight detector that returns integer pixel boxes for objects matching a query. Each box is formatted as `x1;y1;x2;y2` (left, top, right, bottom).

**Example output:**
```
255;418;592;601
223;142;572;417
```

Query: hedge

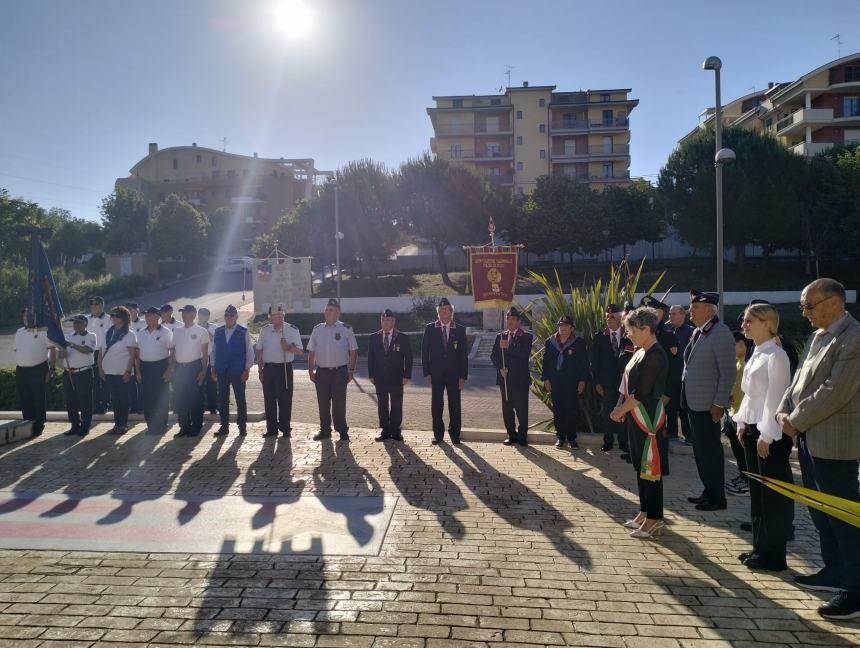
0;367;66;411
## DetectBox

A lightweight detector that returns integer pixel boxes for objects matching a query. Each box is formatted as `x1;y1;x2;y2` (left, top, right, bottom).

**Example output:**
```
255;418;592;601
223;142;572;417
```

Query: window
516;161;523;171
516;110;523;119
844;97;860;118
212;170;220;178
539;149;546;159
539;124;546;133
172;159;178;169
602;162;614;178
490;98;501;106
600;93;611;102
564;139;576;156
196;154;202;163
516;136;523;145
765;117;773;131
227;169;236;178
450;144;462;159
539;98;545;107
489;167;500;176
486;143;500;157
563;112;575;128
211;156;217;167
602;136;614;153
845;66;860;82
602;110;613;126
452;99;463;108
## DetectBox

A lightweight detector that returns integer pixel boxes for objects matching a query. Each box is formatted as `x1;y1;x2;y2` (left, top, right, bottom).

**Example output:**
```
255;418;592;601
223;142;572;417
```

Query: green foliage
51;217;103;266
101;187;149;254
522;259;665;432
0;368;65;409
207;206;235;256
148;194;210;259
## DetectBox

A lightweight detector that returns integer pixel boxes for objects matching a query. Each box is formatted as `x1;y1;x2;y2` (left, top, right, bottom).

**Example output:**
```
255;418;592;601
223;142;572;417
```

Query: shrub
0;367;65;410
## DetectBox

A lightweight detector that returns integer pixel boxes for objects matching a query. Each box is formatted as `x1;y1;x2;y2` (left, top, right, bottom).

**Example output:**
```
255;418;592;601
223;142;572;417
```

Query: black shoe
687;495;708;504
77;430;89;437
555;439;565;449
262;430;278;438
281;430;292;438
600;443;613;452
695;501;727;511
819;592;860;620
107;427;126;436
339;433;350;442
214;426;228;437
93;409;107;416
570;440;578;449
208;410;218;415
738;552;754;563
503;438;516;446
391;434;404;441
144;428;162;436
63;429;79;436
518;438;528;447
374;434;390;442
238;428;247;437
431;438;442;445
795;570;841;593
313;432;332;441
740;522;753;532
744;556;787;572
175;428;190;438
451;438;461;445
620;453;631;463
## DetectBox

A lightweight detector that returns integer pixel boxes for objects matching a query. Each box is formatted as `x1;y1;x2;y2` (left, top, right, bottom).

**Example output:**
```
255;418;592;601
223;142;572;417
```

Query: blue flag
27;236;67;349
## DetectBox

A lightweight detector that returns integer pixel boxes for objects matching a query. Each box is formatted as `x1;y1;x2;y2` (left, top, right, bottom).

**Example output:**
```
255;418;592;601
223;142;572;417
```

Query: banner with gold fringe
744;472;860;528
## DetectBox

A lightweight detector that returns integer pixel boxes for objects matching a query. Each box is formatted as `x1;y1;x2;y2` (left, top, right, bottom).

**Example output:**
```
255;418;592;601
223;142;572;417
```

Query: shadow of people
441;442;591;567
384;440;467;539
175;432;243;525
242;435;305;531
312;439;383;546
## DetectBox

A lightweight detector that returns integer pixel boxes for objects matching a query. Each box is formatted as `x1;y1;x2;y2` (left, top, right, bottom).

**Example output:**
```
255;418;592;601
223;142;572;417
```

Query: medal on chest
335;332;341;341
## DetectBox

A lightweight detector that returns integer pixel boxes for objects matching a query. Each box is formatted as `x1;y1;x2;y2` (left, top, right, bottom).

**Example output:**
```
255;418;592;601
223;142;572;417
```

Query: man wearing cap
668;304;695;441
197;307;219;415
256;306;304;438
308;298;358;441
59;315;97;437
135;306;174;435
171;304;209;437
422;297;469;444
368;309;413;442
159;304;178;331
542;315;588;449
682;291;736;511
86;296;110;414
590;304;632;454
14;309;57;437
125;302;144;414
490;307;533;446
211;305;255;437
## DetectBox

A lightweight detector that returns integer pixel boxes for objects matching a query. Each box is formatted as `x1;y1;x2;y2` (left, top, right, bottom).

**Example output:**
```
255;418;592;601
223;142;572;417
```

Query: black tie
384;331;390;352
443;326;448;346
611;331;619;356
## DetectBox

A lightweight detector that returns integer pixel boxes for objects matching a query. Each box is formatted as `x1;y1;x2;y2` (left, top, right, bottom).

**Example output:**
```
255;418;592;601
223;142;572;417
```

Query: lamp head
703;56;722;71
715;148;736;164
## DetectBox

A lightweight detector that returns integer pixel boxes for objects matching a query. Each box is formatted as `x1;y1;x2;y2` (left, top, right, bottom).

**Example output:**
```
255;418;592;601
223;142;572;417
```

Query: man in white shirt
59;314;97;437
14;309;57;437
256;305;304;438
159;304;178;331
86;296;110;414
211;304;255;436
197;307;219;415
171;304;209;437
135;306;174;435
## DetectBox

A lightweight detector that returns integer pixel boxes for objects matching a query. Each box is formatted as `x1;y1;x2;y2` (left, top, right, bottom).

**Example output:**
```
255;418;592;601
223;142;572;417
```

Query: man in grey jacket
777;278;860;620
681;291;736;511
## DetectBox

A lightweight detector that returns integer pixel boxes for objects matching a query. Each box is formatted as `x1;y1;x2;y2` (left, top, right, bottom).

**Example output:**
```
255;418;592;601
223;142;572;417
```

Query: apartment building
681;52;860;156
116;143;325;251
427;82;638;194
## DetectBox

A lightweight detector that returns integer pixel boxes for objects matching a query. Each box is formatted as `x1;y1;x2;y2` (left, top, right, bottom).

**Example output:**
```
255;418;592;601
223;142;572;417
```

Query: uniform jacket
490;328;533;389
589;327;630;390
657;325;682;400
541;334;588;384
421;320;469;381
367;329;413;390
778;314;860;460
681;317;736;411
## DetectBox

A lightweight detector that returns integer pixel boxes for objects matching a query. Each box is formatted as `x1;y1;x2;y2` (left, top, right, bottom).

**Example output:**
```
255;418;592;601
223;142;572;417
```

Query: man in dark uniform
541;315;588;449
211;304;255;437
368;309;413;442
590;304;631;453
86;296;110;414
59;314;96;437
490;307;533;446
422;297;469;445
668;304;695;441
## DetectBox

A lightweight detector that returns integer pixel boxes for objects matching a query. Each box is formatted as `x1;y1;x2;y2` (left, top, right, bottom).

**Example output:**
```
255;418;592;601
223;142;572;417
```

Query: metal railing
550;118;629;130
551;145;629;157
435;123;512;135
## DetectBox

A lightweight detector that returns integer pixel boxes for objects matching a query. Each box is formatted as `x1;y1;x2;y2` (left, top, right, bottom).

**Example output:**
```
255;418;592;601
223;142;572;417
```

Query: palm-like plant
521;259;666;432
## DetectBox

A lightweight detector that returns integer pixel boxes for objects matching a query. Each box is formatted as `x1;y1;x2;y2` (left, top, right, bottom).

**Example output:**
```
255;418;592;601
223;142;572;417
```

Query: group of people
12;278;860;620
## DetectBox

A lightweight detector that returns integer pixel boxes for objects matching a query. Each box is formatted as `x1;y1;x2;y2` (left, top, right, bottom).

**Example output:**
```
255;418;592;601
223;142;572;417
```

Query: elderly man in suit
682;291;736;511
777;278;860;620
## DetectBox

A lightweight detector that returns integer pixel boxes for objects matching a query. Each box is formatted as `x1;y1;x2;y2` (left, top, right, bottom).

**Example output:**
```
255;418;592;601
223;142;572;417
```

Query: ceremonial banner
27;233;66;349
253;255;313;314
469;248;519;310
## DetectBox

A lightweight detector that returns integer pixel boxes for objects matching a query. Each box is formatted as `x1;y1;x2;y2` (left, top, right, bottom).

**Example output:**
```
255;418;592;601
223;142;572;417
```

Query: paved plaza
0;422;857;647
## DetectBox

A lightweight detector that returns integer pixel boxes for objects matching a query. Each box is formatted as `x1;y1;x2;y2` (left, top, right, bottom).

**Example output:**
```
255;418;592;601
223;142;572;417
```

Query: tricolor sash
622;370;666;482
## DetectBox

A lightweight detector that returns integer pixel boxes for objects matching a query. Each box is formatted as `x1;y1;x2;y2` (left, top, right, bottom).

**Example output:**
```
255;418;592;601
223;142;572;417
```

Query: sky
1;0;858;221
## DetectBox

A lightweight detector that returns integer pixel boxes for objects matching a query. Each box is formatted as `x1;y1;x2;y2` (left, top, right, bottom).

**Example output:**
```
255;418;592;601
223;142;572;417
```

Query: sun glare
274;0;313;40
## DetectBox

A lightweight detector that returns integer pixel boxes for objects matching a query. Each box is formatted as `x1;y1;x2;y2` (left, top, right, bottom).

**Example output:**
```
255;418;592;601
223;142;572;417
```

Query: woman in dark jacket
541;315;588;449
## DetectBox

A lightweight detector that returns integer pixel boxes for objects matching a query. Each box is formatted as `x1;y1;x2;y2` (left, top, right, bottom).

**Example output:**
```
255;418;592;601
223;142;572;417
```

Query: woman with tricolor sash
611;307;669;539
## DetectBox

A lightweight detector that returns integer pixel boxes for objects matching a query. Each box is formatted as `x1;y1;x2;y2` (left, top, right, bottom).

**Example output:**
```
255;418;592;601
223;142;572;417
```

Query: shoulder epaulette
289;323;298;330
342;323;352;329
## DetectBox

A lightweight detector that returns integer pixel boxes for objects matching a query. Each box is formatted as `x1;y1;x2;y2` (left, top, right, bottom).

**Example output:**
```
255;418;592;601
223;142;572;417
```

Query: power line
0;172;105;194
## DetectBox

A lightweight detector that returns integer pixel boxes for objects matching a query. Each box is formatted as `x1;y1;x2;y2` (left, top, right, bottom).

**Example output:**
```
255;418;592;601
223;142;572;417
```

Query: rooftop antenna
831;33;842;59
504;65;514;89
220;136;229;152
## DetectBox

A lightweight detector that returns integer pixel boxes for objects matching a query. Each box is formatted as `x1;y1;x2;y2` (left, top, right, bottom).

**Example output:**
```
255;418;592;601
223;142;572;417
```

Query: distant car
216;256;254;273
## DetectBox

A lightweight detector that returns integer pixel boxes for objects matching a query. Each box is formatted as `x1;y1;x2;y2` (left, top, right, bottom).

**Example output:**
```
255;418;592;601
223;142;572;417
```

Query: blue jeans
798;434;860;592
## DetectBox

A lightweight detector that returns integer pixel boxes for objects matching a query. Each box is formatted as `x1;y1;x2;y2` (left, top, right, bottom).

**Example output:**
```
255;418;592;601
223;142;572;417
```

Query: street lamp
332;180;343;302
703;56;735;320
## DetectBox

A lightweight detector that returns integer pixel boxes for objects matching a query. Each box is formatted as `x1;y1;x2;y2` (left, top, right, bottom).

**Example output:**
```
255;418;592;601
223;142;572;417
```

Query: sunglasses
800;295;834;312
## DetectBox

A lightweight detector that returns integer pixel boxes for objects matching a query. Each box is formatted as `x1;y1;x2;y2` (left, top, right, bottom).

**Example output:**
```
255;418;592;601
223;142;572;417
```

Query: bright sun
274;0;313;40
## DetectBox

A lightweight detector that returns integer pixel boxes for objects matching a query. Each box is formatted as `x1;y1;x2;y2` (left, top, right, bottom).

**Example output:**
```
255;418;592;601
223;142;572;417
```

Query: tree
100;186;149;254
397;154;506;290
148;194;209;259
658;127;805;275
601;183;666;257
207;206;234;256
51;217;103;266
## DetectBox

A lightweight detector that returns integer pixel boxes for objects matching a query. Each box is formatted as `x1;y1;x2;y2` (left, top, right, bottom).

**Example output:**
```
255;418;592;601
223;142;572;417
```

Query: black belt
316;365;347;371
176;359;202;366
140;358;169;364
265;362;292;366
66;366;93;374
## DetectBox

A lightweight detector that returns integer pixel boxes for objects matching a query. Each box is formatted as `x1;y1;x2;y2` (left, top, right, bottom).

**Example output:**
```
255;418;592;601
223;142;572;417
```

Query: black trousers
315;366;348;435
92;350;107;412
500;384;529;442
687;409;726;506
600;388;627;450
377;384;404;438
217;371;247;427
204;368;218;413
262;363;293;434
798;434;860;592
743;425;794;565
127;373;139;413
140;359;169;432
105;374;129;427
670;404;693;440
628;419;666;519
551;384;579;443
63;368;93;434
431;377;461;441
16;362;48;435
724;416;748;473
173;360;204;432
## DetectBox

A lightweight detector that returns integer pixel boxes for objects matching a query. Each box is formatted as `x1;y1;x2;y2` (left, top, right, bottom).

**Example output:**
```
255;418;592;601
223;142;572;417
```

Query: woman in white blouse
733;302;794;571
99;306;138;436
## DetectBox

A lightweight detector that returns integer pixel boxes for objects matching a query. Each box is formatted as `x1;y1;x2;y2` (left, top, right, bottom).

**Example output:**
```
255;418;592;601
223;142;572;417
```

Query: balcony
551;144;629;160
435;123;513;136
776;108;834;135
448;149;513;161
550;118;629;133
790;142;834;157
589;173;631;183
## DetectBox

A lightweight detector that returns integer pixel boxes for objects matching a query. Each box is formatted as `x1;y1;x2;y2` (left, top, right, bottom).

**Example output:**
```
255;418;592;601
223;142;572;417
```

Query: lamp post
703;56;735;320
333;180;342;302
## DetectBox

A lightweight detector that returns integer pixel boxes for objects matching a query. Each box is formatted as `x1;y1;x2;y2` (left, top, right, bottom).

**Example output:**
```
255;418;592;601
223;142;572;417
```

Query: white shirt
210;325;255;370
131;318;147;335
172;324;208;363
161;317;179;332
101;329;138;376
257;322;304;363
137;326;173;362
14;328;54;367
63;330;97;370
308;321;358;368
86;312;110;351
732;338;791;443
200;322;217;358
